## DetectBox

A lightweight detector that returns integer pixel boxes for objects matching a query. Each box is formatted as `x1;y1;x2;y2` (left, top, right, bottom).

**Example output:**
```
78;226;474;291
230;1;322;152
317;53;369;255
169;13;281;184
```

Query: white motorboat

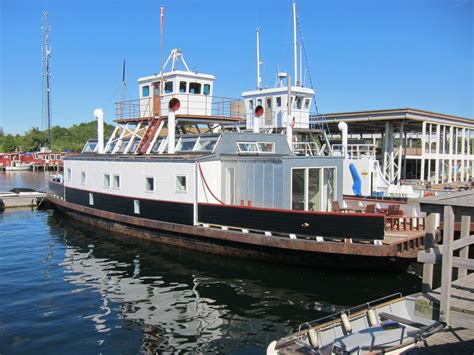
267;293;443;354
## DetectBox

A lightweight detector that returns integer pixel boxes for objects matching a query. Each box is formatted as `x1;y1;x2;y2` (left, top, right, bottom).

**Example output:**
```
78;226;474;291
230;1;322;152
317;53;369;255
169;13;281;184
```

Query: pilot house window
203;84;211;95
142;85;150;97
189;82;201;94
164;81;173;93
179;81;187;93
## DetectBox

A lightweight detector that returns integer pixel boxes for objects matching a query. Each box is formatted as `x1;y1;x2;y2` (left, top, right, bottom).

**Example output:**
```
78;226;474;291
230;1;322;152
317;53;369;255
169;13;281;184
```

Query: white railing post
439;205;455;323
458;215;471;279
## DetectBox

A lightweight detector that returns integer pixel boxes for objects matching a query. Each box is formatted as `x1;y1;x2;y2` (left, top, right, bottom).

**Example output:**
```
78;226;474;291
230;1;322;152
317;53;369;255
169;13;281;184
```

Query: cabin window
194;137;218;152
113;175;120;189
118;139;130;153
142;85;150;97
237;142;258;153
179;81;187;93
80;171;86;185
176;137;197;151
134;200;140;214
257;99;262;105
164;81;173;93
66;168;72;181
203;84;211;95
104;174;110;188
276;97;282;107
154;83;160;96
145;177;154;192
56;154;61;160
89;193;94;206
291;167;336;212
129;139;139;153
266;98;272;109
295;96;303;109
257;142;275;153
249;99;254;110
176;175;187;192
151;137;164;153
189;82;201;94
304;98;311;109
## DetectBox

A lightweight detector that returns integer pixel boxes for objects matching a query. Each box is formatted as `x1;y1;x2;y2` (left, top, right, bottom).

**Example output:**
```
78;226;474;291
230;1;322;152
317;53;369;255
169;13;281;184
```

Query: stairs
136;118;161;154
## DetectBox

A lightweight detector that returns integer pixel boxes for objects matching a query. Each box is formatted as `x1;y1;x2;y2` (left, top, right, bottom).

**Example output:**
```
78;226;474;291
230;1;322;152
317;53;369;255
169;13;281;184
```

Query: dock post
439;205;455;324
422;212;436;292
458;215;471;279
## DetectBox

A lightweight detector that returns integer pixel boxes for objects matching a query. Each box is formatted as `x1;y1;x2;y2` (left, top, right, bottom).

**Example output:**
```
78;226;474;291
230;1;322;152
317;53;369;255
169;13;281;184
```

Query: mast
160;7;164;95
42;11;52;147
256;27;262;90
292;0;298;86
120;59;125;119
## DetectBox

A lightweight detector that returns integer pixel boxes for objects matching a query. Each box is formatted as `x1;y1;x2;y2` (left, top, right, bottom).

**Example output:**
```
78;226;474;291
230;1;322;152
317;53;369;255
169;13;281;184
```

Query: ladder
136;118;161;154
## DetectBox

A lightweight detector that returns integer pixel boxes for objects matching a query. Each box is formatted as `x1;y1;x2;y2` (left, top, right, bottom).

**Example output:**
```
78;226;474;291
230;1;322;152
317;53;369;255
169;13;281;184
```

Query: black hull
53;201;410;272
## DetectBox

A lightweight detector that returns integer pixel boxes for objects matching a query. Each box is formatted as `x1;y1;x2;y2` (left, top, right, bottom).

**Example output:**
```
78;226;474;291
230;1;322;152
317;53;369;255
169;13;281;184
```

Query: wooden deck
415;273;474;329
408;326;474;354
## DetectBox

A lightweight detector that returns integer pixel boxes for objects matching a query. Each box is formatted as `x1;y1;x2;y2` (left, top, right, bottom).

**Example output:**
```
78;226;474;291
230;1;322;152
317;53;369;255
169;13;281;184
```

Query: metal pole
292;0;298;85
287;74;293;151
256;27;261;90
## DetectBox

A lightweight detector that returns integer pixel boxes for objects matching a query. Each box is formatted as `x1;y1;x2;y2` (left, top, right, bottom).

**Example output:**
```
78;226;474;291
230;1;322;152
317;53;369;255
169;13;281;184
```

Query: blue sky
1;0;473;134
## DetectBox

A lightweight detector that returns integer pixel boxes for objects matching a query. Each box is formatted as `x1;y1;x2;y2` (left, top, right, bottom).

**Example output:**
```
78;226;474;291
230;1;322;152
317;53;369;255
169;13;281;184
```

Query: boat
47;4;429;270
1;152;32;171
0;188;47;208
267;293;444;354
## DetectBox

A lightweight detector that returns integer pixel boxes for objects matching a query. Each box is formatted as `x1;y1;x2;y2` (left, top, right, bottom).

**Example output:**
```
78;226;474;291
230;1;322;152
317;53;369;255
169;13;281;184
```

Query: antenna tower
42;11;52;147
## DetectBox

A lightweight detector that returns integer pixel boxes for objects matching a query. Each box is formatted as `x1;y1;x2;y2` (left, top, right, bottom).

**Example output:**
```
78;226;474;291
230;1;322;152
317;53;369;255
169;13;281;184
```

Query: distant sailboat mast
41;11;52;147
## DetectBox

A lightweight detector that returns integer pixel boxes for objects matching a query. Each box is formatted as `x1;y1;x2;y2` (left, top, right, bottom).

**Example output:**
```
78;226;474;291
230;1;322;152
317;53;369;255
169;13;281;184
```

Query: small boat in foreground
267;293;443;354
0;188;47;209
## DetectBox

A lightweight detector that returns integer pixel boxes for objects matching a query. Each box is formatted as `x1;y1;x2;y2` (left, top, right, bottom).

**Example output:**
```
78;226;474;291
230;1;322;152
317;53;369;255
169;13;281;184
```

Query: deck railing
115;94;246;121
417;192;473;325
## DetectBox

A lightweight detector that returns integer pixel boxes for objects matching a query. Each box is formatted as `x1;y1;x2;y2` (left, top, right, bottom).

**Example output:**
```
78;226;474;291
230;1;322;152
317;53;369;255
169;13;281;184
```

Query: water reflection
48;211;422;353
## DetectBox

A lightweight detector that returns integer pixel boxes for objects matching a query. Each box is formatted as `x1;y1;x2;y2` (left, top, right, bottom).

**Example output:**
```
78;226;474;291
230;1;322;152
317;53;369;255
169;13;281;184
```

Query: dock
411;191;474;353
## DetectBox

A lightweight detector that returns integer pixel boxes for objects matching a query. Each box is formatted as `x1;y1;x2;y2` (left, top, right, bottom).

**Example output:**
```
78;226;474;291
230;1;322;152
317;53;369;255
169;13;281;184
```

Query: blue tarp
349;163;362;196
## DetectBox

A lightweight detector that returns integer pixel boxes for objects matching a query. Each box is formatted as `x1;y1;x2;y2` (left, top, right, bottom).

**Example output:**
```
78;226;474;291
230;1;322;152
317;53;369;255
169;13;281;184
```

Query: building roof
311;108;474;133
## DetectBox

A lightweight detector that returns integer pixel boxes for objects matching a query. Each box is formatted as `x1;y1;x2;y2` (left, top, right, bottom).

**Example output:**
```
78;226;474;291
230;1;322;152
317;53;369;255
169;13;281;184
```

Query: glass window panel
189;82;201;94
176;175;187;192
176;138;197;151
179;81;187;93
134;200;140;214
322;168;336;212
104;174;110;187
308;168;321;211
113;175;120;189
292;169;305;210
81;171;86;185
257;142;275;153
237;142;258;153
203;84;211;95
304;98;311;109
118;139;130;153
164;81;173;93
194;137;218;151
276;97;282;107
145;177;154;192
142;85;150;97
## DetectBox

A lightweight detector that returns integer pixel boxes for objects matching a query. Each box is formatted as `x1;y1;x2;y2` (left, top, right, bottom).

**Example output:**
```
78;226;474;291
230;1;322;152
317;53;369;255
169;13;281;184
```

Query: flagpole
160;7;164;96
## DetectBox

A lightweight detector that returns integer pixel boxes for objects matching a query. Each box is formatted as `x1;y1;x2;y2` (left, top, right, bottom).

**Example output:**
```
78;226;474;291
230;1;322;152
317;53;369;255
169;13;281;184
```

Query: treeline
0;121;114;153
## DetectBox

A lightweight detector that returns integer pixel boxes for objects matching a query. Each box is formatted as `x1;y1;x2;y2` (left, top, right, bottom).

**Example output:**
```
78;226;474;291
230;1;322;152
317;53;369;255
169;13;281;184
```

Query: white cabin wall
342;159;373;196
197;160;222;204
65;160;195;203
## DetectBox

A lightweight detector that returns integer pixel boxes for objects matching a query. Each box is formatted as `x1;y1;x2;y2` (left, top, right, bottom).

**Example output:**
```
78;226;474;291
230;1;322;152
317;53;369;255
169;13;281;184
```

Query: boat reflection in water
49;211;421;353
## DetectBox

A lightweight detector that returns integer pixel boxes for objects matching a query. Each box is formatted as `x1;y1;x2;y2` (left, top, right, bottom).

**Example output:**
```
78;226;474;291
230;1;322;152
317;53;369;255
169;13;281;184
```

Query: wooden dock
411;191;474;352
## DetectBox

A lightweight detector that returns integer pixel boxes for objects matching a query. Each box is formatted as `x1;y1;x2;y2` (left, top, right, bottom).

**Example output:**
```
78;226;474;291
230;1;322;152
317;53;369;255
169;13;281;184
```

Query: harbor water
0;171;423;354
